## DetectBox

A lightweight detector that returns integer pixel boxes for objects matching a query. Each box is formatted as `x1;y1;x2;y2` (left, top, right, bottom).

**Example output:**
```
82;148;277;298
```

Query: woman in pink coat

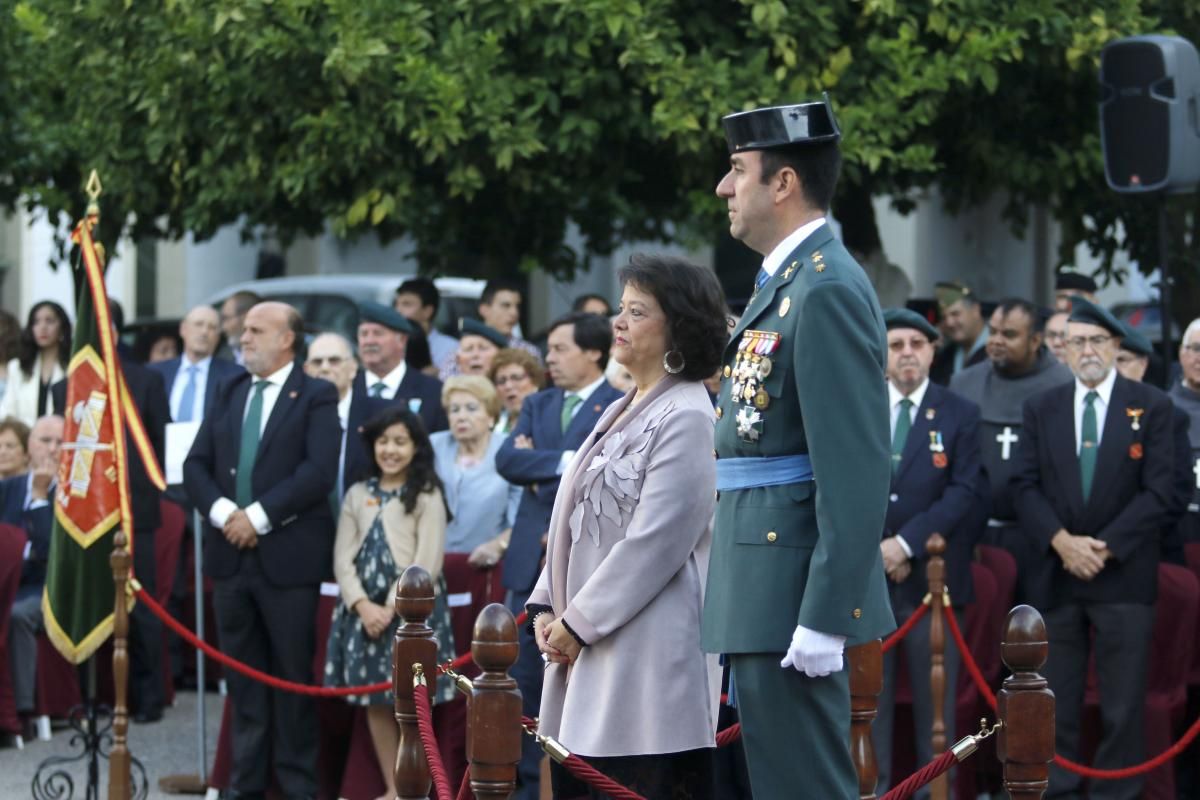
527;254;729;799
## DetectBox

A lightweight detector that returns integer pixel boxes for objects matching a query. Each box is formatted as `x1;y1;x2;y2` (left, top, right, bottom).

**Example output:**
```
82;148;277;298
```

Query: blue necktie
177;365;198;422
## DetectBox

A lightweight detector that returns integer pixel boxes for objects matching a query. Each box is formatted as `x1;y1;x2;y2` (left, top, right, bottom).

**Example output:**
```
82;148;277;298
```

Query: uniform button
715;407;723;419
889;493;898;502
852;608;862;619
230;468;236;476
723;366;731;378
766;531;777;542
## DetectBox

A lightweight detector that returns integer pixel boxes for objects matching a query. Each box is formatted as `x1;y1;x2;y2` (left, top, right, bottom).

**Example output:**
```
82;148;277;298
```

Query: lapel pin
1129;443;1144;460
925;408;936;420
594;404;602;412
932;452;948;469
779;297;791;318
289;390;299;398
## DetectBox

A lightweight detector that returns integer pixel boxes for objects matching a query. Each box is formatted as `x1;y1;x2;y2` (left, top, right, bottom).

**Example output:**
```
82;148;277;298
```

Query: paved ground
0;690;224;800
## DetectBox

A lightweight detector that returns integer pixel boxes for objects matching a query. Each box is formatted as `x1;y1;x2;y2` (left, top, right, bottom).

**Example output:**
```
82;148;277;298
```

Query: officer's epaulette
808;249;827;274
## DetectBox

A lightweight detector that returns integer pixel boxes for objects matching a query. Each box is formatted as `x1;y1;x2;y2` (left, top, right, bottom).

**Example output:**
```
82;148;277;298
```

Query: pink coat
528;377;720;757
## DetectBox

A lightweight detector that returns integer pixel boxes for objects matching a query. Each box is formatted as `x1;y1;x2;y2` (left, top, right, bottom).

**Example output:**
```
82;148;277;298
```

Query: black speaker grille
1101;42;1169;189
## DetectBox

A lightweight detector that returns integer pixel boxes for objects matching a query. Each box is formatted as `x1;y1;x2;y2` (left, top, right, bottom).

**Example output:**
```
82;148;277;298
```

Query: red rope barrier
881;601;930;654
413;677;455;800
716;722;741;747
943;602;1200;780
135;585;525;696
880;749;957;800
455;768;473;800
519;716;647;800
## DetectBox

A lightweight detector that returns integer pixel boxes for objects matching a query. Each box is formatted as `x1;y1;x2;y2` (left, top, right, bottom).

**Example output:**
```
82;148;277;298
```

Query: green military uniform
701;102;896;800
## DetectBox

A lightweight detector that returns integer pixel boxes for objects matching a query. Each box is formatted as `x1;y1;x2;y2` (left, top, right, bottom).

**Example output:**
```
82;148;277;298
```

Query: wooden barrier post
996;604;1054;800
108;527;132;800
468;603;522;800
848;638;883;800
393;565;440;800
925;532;949;800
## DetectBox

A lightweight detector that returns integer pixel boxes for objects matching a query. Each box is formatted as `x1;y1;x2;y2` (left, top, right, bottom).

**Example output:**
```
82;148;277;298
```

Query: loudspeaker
1099;35;1200;193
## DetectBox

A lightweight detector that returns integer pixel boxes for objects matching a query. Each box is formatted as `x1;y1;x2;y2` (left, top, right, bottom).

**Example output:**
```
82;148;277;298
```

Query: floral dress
323;480;456;705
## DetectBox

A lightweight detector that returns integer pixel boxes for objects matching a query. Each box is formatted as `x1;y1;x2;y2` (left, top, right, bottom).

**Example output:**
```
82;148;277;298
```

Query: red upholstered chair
155;498;186;707
1186;542;1200;687
0;523;29;737
33;634;82;718
1144;564;1199;800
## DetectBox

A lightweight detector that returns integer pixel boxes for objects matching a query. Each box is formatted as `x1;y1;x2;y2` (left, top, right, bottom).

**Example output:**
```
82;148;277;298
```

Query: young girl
324;407;456;800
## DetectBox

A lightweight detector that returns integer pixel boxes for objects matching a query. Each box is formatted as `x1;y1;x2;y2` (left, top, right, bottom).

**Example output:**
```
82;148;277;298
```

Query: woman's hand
534;613;570;664
546;620;583;664
467;534;508;568
355;600;394;639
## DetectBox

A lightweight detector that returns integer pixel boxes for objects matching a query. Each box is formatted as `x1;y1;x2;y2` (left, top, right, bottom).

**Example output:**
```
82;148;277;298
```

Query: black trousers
549;747;714;800
506;588;545;800
129;527;164;715
1044;602;1153;800
212;550;319;798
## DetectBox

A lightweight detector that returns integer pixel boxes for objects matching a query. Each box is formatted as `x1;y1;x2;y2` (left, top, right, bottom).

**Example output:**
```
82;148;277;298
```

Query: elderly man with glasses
1013;297;1175;800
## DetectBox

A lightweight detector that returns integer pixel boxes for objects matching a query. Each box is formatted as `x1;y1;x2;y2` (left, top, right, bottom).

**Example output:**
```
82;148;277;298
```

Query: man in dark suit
1014;298;1175;800
872;309;983;796
184;302;339;800
494;311;623;800
343;302;447;490
150;304;245;424
53;341;171;722
930;282;989;385
3;415;62;730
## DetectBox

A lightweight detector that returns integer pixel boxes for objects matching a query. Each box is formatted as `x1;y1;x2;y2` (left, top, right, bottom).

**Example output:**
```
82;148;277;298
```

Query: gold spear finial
85;170;102;217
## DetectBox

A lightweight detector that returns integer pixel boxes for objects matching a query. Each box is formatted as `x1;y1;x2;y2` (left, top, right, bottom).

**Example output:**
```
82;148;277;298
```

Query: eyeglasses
306;356;346;367
494;374;531;386
1183;344;1200;356
1064;335;1113;352
1044;330;1066;343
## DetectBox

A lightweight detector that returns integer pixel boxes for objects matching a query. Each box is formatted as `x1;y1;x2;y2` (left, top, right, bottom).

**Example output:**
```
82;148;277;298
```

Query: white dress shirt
887;378;929;440
208;361;295;536
556;374;608;474
1074;368;1117;454
169;355;212;422
760;217;828;279
364;361;407;400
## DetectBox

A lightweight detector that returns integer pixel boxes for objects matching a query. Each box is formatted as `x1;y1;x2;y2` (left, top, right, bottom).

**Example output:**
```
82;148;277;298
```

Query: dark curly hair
17;301;71;378
359;407;446;516
617;254;728;382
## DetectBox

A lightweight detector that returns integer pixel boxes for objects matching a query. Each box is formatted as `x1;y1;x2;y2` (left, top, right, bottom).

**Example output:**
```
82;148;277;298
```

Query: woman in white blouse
0;302;71;427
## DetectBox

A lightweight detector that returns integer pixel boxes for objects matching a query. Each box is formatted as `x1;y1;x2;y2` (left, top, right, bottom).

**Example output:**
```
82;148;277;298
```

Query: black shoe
132;708;163;723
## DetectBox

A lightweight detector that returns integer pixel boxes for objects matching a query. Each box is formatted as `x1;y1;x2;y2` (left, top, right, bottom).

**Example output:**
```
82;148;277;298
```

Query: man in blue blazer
3;415;62;727
342;302;448;491
149;305;245;424
184;302;339;800
494;311;623;800
872;309;983;796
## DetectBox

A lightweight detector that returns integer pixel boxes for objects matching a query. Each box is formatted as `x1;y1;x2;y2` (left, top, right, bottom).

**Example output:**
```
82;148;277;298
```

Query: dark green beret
883;308;940;342
722;97;841;153
459;318;508;349
358;301;415;335
1118;321;1153;357
1066;296;1124;339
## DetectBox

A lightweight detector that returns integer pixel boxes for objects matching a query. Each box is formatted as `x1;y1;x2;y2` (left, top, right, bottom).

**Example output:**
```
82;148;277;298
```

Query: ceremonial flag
42;206;166;664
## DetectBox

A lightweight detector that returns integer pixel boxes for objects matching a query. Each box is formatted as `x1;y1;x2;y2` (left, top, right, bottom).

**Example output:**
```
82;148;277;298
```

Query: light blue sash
715;454;813;491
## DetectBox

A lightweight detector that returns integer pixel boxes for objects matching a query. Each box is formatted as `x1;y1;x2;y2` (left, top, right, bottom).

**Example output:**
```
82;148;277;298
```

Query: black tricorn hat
722;96;841;153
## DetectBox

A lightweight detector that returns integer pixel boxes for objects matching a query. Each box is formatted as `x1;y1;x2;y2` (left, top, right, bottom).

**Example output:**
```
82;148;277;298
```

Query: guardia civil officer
701;98;895;800
873;309;982;797
1013;298;1174;800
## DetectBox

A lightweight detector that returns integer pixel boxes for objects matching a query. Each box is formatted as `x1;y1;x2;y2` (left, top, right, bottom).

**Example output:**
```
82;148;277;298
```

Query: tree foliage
0;0;1191;285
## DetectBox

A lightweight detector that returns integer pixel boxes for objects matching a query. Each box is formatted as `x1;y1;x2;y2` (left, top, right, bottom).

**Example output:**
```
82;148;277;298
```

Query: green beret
1066;296;1124;339
933;281;974;311
358;301;415;335
459;318;508;349
883;308;940;342
1118;321;1153;357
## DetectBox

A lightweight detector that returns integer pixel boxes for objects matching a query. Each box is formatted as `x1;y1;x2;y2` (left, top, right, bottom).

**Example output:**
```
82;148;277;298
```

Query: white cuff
556;450;576;476
26;499;49;510
245;502;272;535
209;498;238;529
894;535;913;559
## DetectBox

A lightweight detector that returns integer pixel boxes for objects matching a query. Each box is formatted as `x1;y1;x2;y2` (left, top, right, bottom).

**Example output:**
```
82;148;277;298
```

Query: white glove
780;624;847;677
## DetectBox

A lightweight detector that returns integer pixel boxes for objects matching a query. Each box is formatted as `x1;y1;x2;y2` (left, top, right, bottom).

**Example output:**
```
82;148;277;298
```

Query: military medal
735;406;764;442
1126;408;1144;431
928;431;945;453
754;389;770;410
732;330;782;407
1129;443;1144;460
932;452;948;469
